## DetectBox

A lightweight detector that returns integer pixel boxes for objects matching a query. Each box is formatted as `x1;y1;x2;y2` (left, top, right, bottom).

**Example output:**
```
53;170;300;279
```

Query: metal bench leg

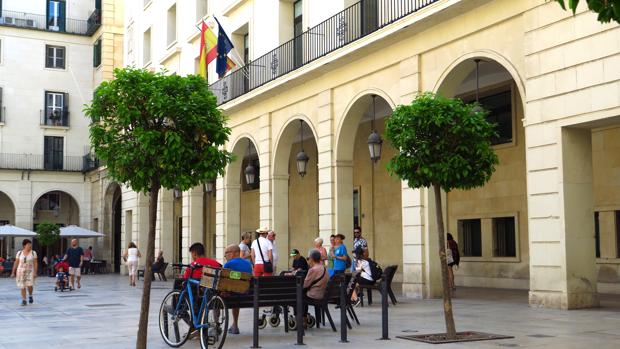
388;288;397;305
324;306;337;332
283;306;289;333
315;306;321;329
367;288;373;306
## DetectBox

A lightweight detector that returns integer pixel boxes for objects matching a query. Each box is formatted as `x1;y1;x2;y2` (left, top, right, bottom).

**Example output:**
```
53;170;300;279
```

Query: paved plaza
1;274;620;348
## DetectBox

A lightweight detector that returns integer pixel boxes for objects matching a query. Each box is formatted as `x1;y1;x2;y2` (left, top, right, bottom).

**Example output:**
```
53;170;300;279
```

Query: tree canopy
385;92;498;192
35;222;60;247
86;67;233;193
555;0;620;24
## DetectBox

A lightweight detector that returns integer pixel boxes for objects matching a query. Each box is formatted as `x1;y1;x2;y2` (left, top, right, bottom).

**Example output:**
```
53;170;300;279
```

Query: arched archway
272;117;319;271
32;190;80;258
334;92;402;278
435;56;529;291
0;191;16;258
104;182;123;272
224;135;261;247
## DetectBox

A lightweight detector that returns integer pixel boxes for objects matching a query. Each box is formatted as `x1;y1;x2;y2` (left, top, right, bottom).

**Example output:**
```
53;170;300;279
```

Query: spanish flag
198;21;217;79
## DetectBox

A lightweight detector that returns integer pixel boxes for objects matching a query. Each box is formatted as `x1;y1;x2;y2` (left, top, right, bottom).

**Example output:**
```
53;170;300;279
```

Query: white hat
256;226;270;234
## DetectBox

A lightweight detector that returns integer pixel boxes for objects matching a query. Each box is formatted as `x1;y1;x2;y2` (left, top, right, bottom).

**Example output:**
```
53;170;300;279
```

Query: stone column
317;90;336;242
215;176;227;262
157;189;174;268
527;124;599;309
272;175;289;272
258;114;273;230
220;182;240;262
182;186;204;252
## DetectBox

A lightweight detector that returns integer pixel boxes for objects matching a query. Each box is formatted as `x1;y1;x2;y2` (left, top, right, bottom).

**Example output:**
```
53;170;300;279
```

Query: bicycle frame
173;267;220;330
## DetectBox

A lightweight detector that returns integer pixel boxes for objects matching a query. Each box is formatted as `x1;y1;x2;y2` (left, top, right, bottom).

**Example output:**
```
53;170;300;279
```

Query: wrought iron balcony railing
209;0;439;105
40;109;70;127
0;8;101;36
0;153;99;172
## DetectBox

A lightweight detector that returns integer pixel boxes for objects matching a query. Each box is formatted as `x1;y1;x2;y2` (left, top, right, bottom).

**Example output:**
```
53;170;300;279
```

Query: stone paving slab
1;275;620;348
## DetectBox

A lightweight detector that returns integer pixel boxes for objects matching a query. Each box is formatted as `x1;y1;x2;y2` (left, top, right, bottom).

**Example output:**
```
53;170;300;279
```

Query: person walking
123;242;141;286
250;227;273;277
267;230;279;273
239;231;252;262
83;246;93;274
64;239;84;289
313;237;327;265
11;239;38;306
330;234;348;275
223;244;253;335
446;233;460;292
352;226;367;271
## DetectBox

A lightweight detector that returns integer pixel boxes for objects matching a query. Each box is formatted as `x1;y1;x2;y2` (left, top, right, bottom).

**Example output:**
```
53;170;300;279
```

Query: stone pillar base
529;290;599;309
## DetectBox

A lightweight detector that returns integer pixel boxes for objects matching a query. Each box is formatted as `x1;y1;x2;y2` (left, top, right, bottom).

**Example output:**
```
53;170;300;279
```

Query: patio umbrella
59;225;105;238
0;225;36;258
0;225;37;237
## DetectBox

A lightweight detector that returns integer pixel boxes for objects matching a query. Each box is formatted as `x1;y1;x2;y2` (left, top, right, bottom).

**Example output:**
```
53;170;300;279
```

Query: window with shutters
93;38;102;67
43;136;64;170
143;28;151;66
44;91;69;126
0;86;4;123
45;45;65;69
47;0;66;32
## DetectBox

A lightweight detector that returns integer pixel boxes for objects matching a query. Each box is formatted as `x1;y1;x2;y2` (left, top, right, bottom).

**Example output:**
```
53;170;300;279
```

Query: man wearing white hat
250;227;274;276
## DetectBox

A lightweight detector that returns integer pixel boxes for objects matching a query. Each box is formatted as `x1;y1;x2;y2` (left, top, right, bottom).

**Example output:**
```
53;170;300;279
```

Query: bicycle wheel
199;295;228;349
159;290;192;347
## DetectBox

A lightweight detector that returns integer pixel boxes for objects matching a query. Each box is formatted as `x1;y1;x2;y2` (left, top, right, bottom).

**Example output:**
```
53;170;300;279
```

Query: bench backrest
158;262;169;274
383;265;398;284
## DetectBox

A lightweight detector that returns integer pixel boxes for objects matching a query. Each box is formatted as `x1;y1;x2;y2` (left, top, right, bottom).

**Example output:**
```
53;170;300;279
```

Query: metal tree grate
397;331;513;344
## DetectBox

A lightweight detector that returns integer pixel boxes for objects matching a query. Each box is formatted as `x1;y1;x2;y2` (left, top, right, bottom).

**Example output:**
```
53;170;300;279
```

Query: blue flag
215;17;235;78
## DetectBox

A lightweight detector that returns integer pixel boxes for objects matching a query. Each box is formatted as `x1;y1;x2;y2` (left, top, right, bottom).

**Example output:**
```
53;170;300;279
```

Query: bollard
380;277;390;340
252;278;261;348
339;275;348;343
296;276;305;345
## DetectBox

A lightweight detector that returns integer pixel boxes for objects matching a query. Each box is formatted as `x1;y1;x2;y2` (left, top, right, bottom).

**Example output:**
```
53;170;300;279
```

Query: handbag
446;248;454;265
256;239;273;273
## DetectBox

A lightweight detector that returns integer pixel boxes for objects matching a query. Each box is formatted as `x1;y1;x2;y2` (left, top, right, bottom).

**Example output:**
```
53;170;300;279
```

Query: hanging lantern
367;94;383;163
244;139;257;185
173;187;182;199
296;120;310;177
203;180;215;193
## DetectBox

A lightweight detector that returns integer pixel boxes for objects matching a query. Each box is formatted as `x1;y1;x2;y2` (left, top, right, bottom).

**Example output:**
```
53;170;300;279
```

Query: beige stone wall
592;127;620;292
352;119;403;279
239;189;259;240
447;88;529;289
288;139;319;263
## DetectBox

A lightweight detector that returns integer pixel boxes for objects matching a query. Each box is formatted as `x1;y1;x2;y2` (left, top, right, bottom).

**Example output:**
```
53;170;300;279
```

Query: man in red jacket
184;242;221;279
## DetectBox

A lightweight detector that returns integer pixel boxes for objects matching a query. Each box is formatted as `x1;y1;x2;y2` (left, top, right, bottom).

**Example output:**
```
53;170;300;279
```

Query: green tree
555;0;620;24
85;68;233;349
35;222;60;248
385;92;498;339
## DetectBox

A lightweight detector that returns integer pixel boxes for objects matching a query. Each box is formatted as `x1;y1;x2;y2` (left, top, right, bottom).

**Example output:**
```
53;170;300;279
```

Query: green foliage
555;0;620;24
385;92;499;192
85;68;234;193
36;222;60;247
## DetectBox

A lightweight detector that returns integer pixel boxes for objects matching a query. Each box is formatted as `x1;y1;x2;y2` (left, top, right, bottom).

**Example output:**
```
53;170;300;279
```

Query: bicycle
159;263;228;349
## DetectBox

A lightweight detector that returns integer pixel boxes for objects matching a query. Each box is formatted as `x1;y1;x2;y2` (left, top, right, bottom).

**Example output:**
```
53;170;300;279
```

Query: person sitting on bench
184;243;221;280
297;249;329;326
223;244;253;335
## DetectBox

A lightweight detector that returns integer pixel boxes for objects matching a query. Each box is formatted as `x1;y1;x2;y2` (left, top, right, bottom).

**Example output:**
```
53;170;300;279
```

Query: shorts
253;264;273;277
127;261;138;276
357;277;375;286
69;267;81;277
448;262;457;267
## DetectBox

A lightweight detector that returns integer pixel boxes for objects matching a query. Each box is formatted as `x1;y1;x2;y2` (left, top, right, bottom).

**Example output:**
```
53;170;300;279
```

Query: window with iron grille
458;219;482;257
493;217;516;257
46;45;65;69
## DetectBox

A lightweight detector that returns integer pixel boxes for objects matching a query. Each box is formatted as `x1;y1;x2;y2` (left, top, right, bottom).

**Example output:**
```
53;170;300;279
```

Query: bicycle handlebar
172;263;203;270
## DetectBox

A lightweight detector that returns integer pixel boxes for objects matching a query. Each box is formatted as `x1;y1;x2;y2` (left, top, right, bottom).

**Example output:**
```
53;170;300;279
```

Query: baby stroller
54;260;72;292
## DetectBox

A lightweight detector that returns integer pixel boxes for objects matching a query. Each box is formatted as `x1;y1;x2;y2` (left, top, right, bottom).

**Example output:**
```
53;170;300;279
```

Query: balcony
0;9;101;36
0;153;100;172
210;0;440;105
41;109;70;127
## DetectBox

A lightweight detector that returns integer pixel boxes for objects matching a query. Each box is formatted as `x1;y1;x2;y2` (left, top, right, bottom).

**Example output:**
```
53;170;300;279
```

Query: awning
59;225;105;238
0;225;37;237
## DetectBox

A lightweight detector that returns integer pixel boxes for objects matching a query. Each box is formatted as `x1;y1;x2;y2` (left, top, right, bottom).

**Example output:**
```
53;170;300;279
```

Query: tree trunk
433;184;457;339
136;182;160;349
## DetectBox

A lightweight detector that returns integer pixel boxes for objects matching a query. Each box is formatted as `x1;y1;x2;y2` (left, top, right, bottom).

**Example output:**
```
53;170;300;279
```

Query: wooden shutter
62;93;69;126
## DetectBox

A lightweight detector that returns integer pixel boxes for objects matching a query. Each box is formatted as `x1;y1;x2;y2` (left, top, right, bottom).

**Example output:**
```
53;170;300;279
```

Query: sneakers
352;298;361;307
21;300;27;306
28;296;33;304
228;326;240;335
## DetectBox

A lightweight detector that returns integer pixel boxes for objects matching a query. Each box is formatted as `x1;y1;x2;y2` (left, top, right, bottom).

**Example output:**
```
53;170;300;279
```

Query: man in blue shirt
223;244;252;334
64;239;84;289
